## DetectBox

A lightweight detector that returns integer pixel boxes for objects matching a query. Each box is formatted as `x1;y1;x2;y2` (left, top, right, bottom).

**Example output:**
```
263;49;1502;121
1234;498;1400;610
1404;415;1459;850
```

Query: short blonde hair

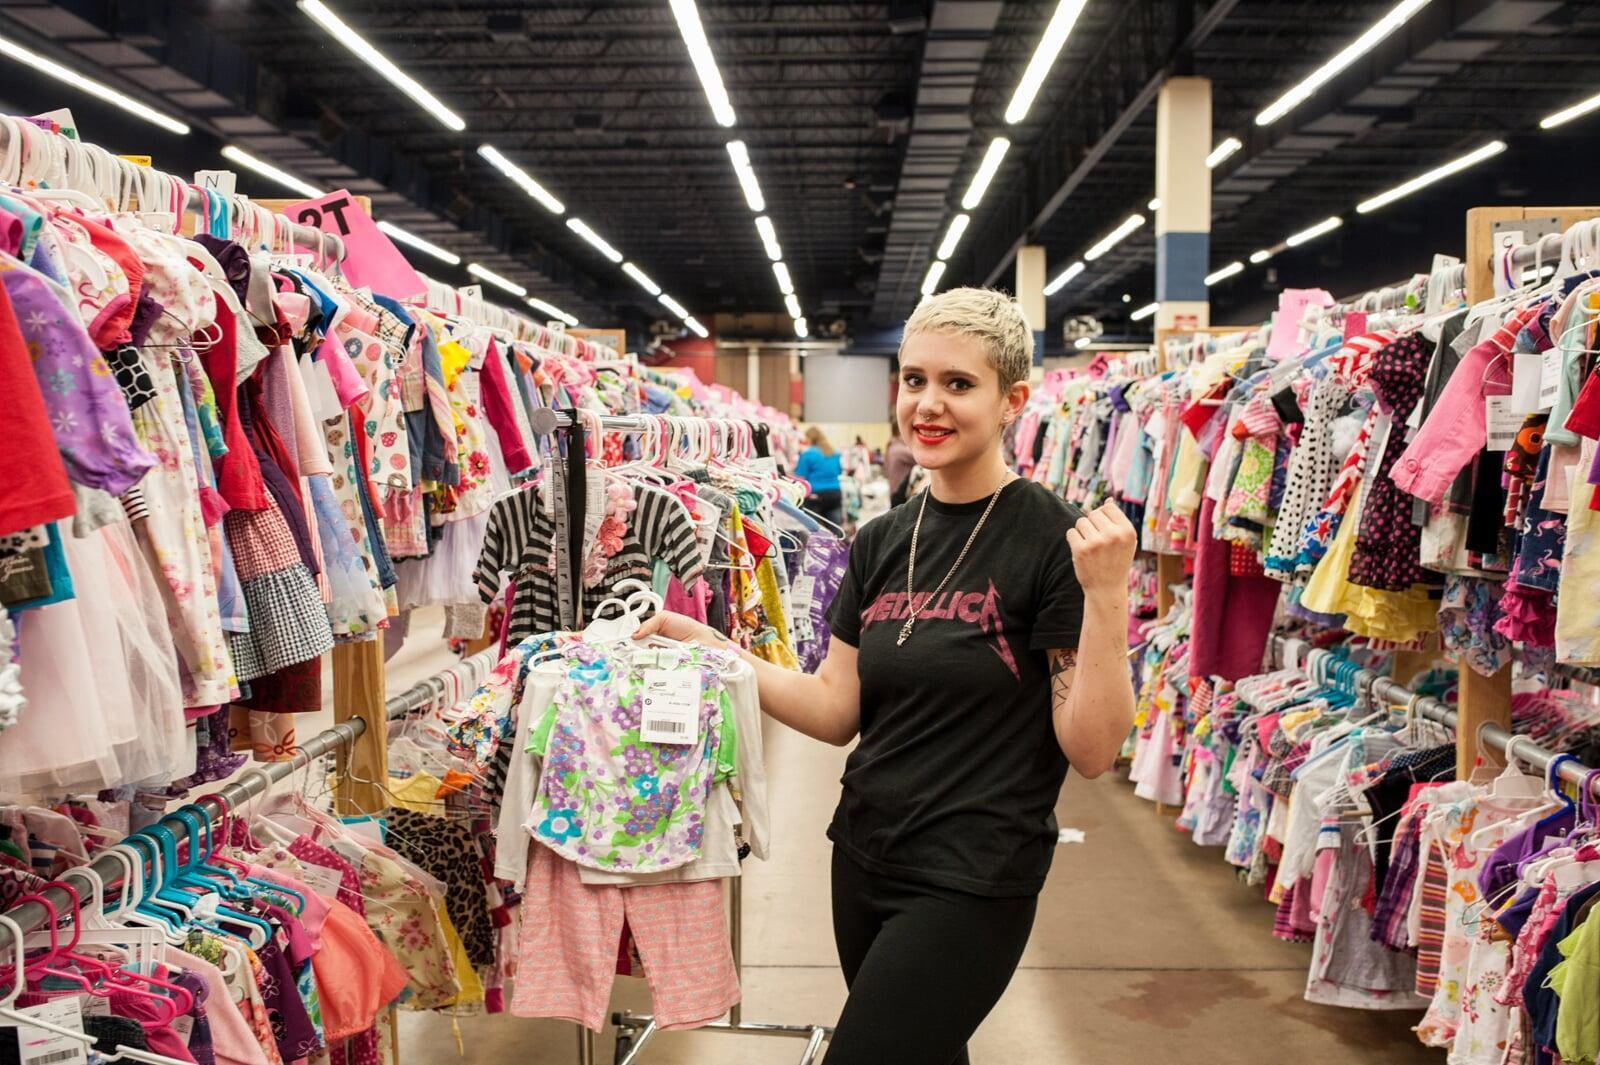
900;286;1034;390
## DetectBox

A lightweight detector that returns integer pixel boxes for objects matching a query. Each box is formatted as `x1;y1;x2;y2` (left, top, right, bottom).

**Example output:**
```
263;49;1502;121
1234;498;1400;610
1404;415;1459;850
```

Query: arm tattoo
1049;649;1077;704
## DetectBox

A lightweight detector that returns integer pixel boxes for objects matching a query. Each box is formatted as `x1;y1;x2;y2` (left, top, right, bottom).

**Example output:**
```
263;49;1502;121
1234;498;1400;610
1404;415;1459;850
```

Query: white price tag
297;861;346;898
172;1015;194;1045
1541;349;1564;410
1486;395;1522;451
790;575;816;614
1512;352;1543;414
639;669;701;746
80;998;111;1019
1;998;89;1065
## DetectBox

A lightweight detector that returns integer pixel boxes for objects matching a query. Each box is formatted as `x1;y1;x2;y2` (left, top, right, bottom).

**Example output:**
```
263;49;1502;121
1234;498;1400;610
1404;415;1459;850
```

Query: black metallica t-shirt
826;479;1086;897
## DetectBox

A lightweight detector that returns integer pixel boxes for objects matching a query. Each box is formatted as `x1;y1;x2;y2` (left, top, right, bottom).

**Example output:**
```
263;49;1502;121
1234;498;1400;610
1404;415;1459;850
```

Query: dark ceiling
0;0;1595;346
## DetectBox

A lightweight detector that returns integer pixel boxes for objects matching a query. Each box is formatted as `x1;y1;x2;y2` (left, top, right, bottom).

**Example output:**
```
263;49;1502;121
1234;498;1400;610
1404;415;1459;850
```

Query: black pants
806;488;844;527
828;848;1037;1065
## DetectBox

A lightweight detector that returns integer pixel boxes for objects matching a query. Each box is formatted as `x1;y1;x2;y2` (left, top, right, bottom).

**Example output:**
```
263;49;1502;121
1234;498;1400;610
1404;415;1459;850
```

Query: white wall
803;352;892;424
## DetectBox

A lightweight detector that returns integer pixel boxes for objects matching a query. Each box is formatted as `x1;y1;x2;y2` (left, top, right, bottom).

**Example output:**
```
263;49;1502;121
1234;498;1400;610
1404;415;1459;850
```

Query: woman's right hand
632;610;729;650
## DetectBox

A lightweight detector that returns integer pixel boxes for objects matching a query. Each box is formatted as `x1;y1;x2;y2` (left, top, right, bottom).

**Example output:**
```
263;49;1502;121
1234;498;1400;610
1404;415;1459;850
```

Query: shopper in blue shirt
796;426;844;526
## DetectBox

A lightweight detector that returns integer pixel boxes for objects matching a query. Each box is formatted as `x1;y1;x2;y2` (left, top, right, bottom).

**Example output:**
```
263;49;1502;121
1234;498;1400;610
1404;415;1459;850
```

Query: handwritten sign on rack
284;189;426;299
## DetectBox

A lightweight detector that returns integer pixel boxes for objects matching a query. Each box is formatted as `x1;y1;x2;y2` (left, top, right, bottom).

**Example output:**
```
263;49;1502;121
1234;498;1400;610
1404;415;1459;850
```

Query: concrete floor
374;668;1438;1065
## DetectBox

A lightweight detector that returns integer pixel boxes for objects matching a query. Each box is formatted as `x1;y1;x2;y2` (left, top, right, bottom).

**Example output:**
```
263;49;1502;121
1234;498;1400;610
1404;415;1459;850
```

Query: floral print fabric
527;641;738;873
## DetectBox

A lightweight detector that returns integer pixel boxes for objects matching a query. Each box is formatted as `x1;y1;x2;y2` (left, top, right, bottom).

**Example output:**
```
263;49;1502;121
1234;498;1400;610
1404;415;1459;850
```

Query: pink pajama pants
510;844;741;1031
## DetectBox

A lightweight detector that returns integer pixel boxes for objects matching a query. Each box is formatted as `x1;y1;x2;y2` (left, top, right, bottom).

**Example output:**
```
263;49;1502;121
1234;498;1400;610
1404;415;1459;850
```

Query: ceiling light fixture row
667;1;803;334
297;0;464;131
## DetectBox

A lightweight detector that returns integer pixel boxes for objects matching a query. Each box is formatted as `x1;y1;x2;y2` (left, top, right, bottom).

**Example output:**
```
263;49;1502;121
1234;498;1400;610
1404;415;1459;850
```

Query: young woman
634;287;1137;1063
795;426;844;526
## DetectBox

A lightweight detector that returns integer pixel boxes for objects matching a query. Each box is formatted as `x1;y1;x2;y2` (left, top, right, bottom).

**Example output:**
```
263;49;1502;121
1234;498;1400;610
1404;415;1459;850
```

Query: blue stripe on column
1033;329;1045;366
1156;231;1209;303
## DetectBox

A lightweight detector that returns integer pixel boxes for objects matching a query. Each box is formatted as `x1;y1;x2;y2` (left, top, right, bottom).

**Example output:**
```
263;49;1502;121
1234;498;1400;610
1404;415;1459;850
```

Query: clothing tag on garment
190;892;224;923
791;575;816;614
1512;351;1544;414
172;1015;194;1045
1057;828;1086;845
298;861;345;899
79;998;111;1019
639;668;702;745
1486;395;1521;451
0;997;89;1065
1541;349;1563;410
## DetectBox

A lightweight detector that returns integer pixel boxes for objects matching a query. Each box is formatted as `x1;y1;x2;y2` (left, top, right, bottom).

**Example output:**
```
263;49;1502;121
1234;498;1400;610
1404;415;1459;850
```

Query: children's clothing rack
1270;635;1600;797
543;409;831;1065
0;648;498;956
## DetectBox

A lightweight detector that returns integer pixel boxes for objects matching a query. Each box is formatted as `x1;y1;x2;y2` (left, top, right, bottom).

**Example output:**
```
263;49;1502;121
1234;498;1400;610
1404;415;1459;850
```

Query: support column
1016;244;1047;372
1154;76;1212;334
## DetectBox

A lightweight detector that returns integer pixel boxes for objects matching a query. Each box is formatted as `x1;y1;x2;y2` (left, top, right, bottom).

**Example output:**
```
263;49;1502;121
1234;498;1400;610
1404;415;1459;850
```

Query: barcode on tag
1486;395;1521;451
639;669;701;746
32;1049;82;1065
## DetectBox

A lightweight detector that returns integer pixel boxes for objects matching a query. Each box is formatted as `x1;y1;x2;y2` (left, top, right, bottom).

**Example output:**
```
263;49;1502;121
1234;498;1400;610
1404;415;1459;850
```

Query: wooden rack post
1454;206;1600;777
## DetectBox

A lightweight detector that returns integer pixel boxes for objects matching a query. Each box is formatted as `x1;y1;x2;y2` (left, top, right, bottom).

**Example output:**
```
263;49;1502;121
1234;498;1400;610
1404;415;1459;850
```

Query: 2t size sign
286;188;427;300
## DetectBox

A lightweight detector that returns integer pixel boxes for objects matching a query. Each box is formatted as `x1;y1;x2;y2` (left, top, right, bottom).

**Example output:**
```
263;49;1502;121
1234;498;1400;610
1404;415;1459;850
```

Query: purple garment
1;262;154;495
172;968;216;1065
798;531;848;673
172;707;247;790
1479;806;1576;907
254;935;318;1061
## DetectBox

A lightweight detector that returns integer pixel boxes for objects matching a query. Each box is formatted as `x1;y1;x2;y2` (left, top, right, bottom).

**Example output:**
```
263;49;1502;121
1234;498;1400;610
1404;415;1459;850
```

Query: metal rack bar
1271;636;1600;800
0;649;498;953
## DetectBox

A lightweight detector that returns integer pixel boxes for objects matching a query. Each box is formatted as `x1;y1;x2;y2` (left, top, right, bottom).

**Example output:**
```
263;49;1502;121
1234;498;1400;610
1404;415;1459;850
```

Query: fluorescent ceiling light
921;260;947;297
725;141;765;212
1285;215;1343;247
1147;197;1161;211
794;317;810;339
773;261;794;296
621;262;662;295
1043;260;1085;296
685;316;709;338
467;262;527;297
377;221;460;265
754;215;782;261
1004;0;1092;124
1205;261;1245;286
477;145;565;214
961;138;1011;210
1249;248;1276;264
0;32;190;136
1073;336;1092;349
784;293;802;319
1130;301;1159;322
659;293;691;319
298;0;464;131
1083;214;1146;261
1541;90;1600;130
220;146;322;198
566;218;623;263
937;214;971;261
525;296;579;327
668;0;736;127
1355;140;1507;214
1205;136;1243;169
1256;0;1435;126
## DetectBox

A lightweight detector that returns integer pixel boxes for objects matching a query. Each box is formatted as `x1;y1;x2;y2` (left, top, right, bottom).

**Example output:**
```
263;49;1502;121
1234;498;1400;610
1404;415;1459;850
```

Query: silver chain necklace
897;474;1013;646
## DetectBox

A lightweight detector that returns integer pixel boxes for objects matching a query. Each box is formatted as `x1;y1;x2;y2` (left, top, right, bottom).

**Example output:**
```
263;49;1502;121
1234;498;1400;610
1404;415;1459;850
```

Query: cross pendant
897;620;913;646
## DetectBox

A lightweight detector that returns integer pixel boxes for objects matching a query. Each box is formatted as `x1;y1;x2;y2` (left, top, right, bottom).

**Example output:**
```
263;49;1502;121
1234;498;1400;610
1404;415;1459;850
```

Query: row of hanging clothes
428;409;848;1033
0;650;501;1065
1126;617;1600;1065
1019;219;1600;685
0;114;663;804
